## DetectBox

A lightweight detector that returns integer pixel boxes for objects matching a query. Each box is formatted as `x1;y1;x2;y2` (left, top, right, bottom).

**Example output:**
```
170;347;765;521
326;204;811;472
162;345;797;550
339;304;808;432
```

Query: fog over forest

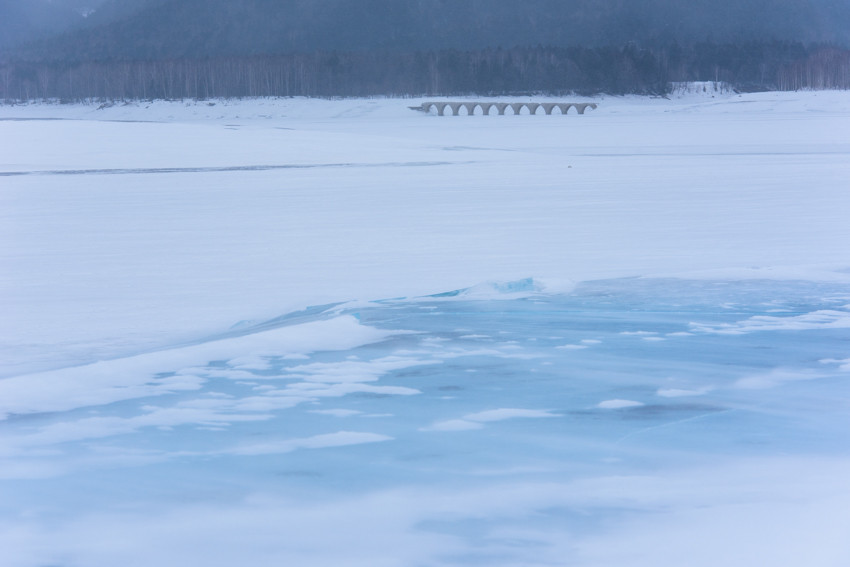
2;0;850;99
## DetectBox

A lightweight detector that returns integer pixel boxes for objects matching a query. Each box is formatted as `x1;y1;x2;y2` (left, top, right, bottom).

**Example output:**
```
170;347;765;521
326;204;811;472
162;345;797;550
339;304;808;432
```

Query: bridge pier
462;102;478;116
509;103;525;115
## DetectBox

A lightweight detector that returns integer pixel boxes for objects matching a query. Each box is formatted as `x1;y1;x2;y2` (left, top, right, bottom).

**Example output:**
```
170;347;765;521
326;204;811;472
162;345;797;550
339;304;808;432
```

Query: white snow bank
692;309;850;335
733;368;830;390
0;316;396;419
657;387;714;398
463;408;558;422
421;408;557;431
222;431;393;456
280;356;439;384
598;399;645;409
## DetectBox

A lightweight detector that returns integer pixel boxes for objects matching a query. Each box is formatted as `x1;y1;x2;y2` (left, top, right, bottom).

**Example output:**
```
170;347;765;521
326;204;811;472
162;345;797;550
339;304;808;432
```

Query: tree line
2;42;849;102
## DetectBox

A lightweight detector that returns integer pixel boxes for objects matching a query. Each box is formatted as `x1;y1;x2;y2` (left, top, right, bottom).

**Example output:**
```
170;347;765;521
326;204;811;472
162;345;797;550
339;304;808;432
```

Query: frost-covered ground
1;91;850;566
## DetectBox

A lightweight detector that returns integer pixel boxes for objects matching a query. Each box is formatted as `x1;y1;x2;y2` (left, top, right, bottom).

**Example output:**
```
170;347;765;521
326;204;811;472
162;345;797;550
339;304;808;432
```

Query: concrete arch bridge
411;101;598;116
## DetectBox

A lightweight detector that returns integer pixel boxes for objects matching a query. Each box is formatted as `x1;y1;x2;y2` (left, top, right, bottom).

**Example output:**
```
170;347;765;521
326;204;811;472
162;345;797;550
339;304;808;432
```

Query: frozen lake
1;92;850;565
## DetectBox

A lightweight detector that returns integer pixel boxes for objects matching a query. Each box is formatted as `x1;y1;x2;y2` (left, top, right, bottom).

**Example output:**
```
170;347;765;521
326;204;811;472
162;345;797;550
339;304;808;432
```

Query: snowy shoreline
3;87;850;120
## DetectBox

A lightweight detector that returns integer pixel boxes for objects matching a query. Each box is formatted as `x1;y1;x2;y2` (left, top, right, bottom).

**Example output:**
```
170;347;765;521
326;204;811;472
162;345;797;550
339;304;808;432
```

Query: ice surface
1;278;849;566
2;92;850;566
2;92;850;376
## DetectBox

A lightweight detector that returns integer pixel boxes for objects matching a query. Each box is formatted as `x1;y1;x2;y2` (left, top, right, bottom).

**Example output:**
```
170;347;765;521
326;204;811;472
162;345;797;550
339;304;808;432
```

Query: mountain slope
13;0;850;62
0;0;85;50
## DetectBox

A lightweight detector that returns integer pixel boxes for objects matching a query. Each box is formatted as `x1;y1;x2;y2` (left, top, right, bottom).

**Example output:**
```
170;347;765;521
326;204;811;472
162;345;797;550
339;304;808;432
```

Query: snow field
2;91;850;375
1;90;850;566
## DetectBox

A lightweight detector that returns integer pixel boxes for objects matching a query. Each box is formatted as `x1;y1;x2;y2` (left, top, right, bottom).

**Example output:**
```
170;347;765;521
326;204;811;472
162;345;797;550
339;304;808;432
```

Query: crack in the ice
0;161;468;177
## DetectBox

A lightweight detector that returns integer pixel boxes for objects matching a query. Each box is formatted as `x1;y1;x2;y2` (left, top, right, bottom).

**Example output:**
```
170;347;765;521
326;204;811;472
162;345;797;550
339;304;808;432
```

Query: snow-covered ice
1;91;850;566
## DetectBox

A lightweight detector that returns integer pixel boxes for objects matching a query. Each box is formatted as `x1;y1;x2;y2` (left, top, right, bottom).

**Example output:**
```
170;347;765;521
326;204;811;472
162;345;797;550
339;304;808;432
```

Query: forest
2;42;849;101
2;0;849;101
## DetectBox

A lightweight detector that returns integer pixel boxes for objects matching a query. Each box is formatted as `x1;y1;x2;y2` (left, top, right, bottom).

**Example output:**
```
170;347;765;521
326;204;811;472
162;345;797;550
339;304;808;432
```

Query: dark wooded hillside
7;0;850;61
2;0;849;100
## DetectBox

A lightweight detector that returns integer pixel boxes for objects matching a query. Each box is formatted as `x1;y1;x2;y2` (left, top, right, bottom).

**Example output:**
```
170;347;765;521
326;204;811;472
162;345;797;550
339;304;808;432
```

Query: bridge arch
543;103;575;115
422;102;452;116
446;102;462;116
